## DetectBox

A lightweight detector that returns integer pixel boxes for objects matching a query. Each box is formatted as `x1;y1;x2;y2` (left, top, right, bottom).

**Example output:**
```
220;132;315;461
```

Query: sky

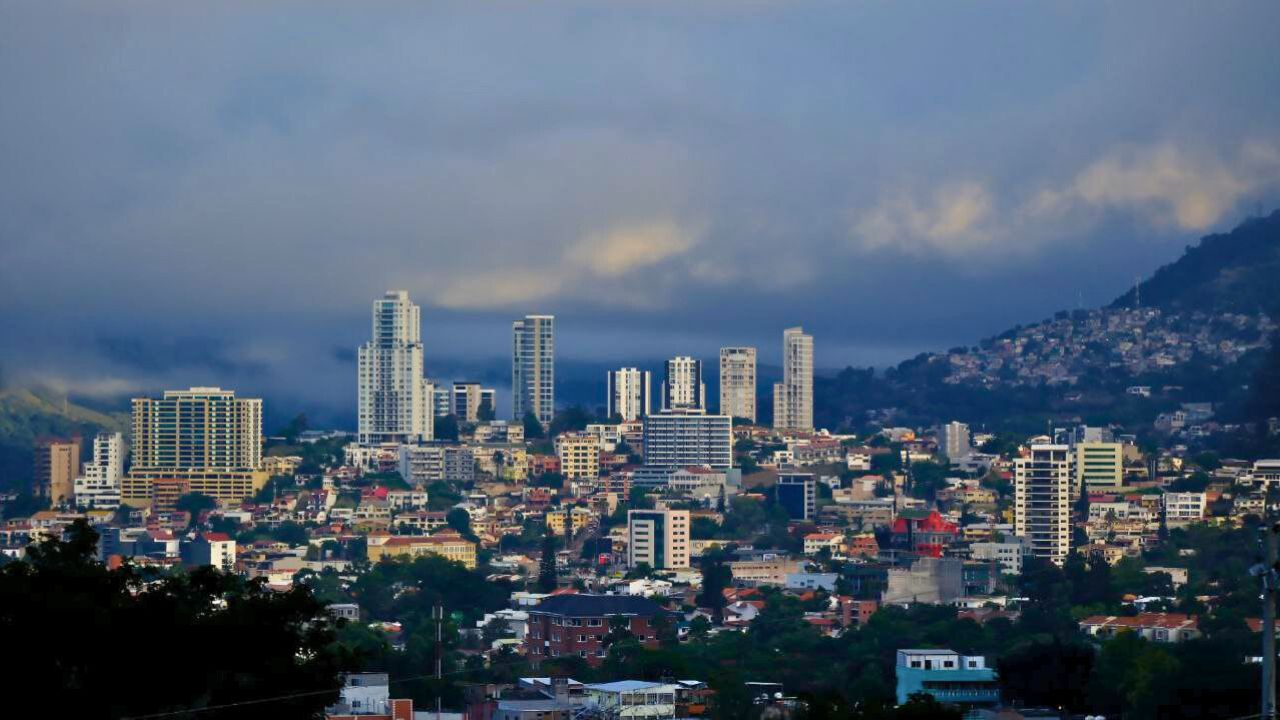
2;1;1280;424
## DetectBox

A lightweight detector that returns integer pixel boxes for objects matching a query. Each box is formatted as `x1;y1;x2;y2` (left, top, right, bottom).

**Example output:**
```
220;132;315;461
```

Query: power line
119;655;534;720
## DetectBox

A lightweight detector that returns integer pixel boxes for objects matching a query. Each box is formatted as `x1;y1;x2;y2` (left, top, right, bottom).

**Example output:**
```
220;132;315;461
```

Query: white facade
662;356;705;412
627;509;690;569
398;445;475;484
642;412;733;469
942;421;971;460
773;327;813;431
1015;444;1072;565
718;347;757;423
357;291;434;444
1163;491;1206;526
607;367;651;422
74;431;124;509
971;540;1028;575
513;315;555;425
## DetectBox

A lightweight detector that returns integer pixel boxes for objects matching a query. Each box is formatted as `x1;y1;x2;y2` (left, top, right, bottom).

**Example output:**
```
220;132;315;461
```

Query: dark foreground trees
0;520;347;719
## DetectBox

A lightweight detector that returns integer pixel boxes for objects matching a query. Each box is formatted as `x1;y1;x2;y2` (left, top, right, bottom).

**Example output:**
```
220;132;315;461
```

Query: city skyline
4;2;1280;414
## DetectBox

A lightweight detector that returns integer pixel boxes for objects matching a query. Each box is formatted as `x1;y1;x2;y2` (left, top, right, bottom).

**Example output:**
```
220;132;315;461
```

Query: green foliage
446;507;476;541
1;521;346;718
0;388;128;493
522;412;545;440
477;398;495;422
549;405;594;436
435;414;460;442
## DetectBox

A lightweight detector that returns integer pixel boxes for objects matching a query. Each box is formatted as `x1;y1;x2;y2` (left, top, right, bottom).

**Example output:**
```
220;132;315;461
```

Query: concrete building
122;387;267;507
895;649;999;707
627;509;690;569
181;532;236;572
358;291;434;444
606;367;651;422
450;381;497;422
365;530;477;568
776;471;816;521
555;432;601;480
970;540;1028;575
718;347;757;423
883;557;965;605
772;327;813;431
513;315;555;425
73;431;124;509
1076;441;1124;491
641;411;732;470
525;594;671;666
34;435;82;505
941;421;972;461
397;445;475;484
1015;444;1072;565
1163;491;1206;526
662;356;705;412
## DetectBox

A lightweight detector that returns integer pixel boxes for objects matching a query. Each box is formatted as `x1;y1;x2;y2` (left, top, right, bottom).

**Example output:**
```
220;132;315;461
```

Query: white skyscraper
513;315;555;425
1014;444;1073;565
357;291;434;444
719;347;757;423
662;356;705;412
73;431;124;509
772;327;813;431
607;367;651;422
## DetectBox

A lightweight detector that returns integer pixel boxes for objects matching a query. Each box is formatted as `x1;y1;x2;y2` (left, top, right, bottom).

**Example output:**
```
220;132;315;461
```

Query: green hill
1111;209;1280;315
0;388;129;493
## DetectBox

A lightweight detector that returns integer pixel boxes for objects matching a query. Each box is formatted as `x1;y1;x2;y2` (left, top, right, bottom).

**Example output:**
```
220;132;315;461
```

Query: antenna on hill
1134;276;1141;310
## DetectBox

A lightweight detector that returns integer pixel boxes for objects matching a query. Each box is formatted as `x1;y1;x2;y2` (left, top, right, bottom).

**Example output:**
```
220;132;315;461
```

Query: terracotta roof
1080;612;1198;631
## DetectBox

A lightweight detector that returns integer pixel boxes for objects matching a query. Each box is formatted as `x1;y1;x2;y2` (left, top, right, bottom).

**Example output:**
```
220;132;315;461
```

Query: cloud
850;181;996;256
432;219;700;310
1031;142;1280;231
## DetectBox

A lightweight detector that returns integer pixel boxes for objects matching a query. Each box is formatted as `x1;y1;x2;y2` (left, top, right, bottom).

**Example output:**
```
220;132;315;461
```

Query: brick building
525;594;673;666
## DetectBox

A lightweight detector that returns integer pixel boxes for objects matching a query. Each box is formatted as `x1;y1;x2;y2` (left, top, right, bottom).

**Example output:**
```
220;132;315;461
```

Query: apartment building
776;472;816;521
513;315;555;425
555;432;601;480
358;291;434;444
641;411;732;469
1076;441;1124;491
627;509;691;569
34;435;82;505
773;327;813;431
718;347;757;423
1014;444;1072;565
606;367;651;422
662;356;705;412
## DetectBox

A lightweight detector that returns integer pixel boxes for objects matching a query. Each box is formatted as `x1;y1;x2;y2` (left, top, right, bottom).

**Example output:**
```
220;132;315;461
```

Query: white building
627;509;690;570
773;327;813;431
1163;491;1206;526
941;421;971;461
398;445;475;484
642;411;732;470
513;315;555;425
719;347;757;423
357;291;434;444
1014;444;1072;565
74;431;124;509
662;356;705;412
607;367;651;422
971;540;1028;575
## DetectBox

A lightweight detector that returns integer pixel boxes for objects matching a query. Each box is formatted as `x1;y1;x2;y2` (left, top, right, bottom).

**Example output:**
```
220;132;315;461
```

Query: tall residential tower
662;356;705;412
718;347;757;423
1014;444;1072;565
772;327;813;431
513;315;555;425
357;291;434;444
607;367;651;422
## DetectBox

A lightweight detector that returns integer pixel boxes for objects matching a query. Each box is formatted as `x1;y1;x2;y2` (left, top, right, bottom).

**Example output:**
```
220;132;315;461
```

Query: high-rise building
122;387;267;508
776;471;816;521
1076;441;1123;492
641;411;732;469
719;347;757;423
34;435;82;505
450;382;497;423
661;356;705;412
73;432;124;509
627;509;691;569
513;315;555;425
941;421;972;461
555;431;601;480
773;327;813;431
358;291;434;444
607;367;651;422
1014;444;1072;565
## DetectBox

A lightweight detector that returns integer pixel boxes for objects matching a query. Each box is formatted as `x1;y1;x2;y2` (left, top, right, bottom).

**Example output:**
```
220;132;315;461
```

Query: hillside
1110;209;1280;315
816;210;1280;436
0;388;129;492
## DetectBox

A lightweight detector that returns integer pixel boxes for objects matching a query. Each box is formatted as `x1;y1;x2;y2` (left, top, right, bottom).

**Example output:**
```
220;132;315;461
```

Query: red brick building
525;594;673;666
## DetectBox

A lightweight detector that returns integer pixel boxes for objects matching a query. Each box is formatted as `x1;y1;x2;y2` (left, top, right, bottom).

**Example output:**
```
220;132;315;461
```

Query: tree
277;413;308;443
697;549;731;624
537;527;558;592
447;507;475;540
522;412;545;440
997;638;1094;715
549;406;592;436
477;398;495;422
175;492;216;528
436;414;460;442
0;521;346;718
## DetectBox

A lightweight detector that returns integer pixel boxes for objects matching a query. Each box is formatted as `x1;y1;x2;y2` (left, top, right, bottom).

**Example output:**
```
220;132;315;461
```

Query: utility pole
1262;522;1279;720
434;603;444;720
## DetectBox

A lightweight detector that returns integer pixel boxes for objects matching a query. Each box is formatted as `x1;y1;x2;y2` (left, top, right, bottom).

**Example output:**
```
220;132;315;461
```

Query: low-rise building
365;530;477;568
524;594;673;666
894;649;999;707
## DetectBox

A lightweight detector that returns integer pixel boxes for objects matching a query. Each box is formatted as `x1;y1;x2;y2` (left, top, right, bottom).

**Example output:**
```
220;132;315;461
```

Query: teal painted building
894;649;999;707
